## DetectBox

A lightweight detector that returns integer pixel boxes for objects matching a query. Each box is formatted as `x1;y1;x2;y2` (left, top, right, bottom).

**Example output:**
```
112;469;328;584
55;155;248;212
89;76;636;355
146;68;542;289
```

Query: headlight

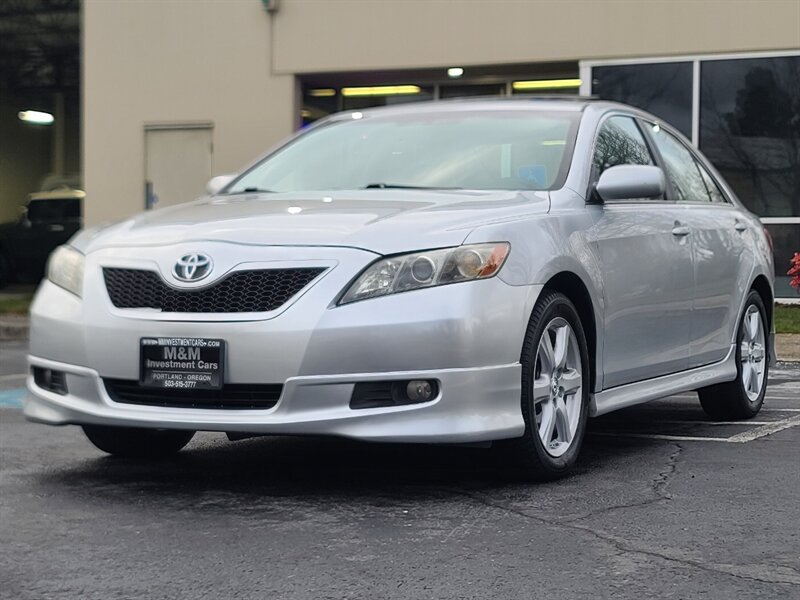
339;242;510;305
48;245;85;297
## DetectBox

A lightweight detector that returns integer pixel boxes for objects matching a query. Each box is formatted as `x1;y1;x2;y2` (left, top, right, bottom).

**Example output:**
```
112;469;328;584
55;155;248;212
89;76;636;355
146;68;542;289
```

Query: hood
74;189;549;255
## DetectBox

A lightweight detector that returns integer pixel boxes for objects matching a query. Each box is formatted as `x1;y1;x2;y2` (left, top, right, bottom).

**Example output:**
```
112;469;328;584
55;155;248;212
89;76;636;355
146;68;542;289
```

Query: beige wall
273;0;800;73
83;0;294;225
84;0;800;225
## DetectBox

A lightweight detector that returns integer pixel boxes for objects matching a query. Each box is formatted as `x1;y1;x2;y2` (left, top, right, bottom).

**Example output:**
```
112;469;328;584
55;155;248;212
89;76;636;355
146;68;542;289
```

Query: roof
322;96;653;127
29;189;85;201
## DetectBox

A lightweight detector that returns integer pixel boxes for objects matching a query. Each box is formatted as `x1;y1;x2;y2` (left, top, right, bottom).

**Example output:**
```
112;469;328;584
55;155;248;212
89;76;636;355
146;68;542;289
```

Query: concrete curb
776;333;800;363
1;315;799;361
0;317;29;342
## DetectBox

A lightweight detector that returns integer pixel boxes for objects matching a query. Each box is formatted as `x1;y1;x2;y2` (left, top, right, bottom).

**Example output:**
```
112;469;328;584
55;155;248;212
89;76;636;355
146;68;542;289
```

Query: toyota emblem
173;253;213;282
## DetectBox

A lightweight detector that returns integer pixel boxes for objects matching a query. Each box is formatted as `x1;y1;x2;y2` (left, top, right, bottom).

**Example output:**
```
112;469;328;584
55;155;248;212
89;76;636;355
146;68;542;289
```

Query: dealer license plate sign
140;337;224;390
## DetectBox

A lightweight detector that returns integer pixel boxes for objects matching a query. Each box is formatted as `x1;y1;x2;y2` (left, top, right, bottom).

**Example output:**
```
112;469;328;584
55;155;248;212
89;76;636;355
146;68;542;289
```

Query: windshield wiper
363;183;463;190
225;187;275;195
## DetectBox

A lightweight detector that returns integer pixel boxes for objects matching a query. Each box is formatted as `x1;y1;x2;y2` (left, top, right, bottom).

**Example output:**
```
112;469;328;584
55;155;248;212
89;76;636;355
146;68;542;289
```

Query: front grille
103;267;326;313
104;379;283;410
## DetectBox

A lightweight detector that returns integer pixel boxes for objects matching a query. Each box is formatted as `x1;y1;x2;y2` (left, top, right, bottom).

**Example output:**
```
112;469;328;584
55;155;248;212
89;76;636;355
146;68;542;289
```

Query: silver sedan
25;99;774;479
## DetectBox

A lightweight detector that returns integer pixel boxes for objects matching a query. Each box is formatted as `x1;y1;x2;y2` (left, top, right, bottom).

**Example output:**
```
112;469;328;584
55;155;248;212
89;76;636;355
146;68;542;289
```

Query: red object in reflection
789;252;800;292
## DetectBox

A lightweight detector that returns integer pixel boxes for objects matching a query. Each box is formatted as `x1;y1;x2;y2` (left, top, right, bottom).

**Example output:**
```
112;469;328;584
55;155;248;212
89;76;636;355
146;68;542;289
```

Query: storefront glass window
699;56;800;218
440;83;505;99
764;223;800;298
341;87;434;112
591;62;693;138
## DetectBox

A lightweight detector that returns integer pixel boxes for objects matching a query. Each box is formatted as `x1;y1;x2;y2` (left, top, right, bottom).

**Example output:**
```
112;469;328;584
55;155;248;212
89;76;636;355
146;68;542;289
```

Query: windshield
227;110;580;194
26;199;81;221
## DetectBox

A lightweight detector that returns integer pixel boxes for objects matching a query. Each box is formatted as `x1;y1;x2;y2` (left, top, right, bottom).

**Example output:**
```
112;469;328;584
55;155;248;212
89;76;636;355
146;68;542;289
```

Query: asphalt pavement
1;340;799;599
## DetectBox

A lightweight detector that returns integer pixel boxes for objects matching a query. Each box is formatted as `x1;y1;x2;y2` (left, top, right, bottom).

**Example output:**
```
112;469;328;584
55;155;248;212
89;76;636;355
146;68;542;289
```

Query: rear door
645;123;748;368
588;115;694;388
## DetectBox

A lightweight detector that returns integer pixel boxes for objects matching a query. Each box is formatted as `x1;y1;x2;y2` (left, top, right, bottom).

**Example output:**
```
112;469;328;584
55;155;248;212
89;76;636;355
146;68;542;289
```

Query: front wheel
82;425;195;458
698;290;769;420
501;290;590;481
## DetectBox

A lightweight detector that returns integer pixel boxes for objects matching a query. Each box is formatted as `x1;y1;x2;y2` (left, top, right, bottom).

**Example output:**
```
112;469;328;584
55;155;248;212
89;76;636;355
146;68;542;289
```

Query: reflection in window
699;56;800;218
592;116;653;176
765;223;800;297
228;111;579;193
591;62;693;138
697;164;728;203
650;126;710;202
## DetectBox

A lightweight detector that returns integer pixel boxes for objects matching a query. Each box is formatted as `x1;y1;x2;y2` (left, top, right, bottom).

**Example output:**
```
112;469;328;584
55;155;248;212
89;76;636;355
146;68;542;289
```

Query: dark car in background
0;189;83;288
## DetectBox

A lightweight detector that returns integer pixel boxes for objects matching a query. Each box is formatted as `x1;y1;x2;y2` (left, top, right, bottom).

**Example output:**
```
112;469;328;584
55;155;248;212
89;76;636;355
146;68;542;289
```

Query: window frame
639;119;714;204
586;111;664;204
637;117;738;206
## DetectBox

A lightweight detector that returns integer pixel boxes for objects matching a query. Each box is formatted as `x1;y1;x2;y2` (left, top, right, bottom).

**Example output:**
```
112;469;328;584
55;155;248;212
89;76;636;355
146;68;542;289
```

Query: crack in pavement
435;444;800;587
556;443;684;524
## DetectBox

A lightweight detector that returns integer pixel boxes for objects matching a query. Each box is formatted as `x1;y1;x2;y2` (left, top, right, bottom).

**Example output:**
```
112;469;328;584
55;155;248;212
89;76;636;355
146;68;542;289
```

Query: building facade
83;0;800;295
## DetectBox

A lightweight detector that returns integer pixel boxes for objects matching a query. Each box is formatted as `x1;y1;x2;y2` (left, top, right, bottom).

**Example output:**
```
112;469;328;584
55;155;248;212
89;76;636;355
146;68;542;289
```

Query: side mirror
18;206;31;228
206;174;237;196
595;165;665;202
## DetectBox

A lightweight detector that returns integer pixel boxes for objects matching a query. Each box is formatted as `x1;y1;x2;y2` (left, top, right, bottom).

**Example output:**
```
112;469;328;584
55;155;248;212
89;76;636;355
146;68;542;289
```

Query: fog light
406;380;433;402
32;367;68;395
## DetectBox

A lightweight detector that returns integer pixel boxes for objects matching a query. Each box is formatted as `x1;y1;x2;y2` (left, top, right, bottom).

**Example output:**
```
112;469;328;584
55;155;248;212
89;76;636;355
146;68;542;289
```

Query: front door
587;115;694;388
591;204;694;388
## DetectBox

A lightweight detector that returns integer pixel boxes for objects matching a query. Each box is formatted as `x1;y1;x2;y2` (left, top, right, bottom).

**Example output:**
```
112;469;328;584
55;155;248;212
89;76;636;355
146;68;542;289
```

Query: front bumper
25;243;540;442
24;357;523;443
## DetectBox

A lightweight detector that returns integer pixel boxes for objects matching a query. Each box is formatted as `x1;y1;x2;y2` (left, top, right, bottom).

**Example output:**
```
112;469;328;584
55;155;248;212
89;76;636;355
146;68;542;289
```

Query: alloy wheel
532;317;583;457
740;304;766;403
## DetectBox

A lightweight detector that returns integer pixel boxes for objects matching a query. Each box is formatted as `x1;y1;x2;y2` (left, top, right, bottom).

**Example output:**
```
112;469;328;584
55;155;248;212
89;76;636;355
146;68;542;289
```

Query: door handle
734;220;747;232
671;225;691;237
47;224;65;232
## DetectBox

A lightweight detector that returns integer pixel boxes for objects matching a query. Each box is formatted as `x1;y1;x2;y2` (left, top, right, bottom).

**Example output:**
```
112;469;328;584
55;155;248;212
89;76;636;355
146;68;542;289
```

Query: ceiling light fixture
512;78;582;91
341;85;421;97
447;67;464;78
18;110;54;124
308;88;336;97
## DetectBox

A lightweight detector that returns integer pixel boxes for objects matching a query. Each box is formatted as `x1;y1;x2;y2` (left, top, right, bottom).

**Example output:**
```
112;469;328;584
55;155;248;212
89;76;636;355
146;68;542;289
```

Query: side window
592;116;654;176
697;163;729;203
648;125;711;203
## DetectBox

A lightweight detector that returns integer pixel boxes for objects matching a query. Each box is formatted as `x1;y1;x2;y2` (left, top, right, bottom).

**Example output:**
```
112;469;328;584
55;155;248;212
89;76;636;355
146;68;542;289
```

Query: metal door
591;203;695;388
144;124;213;210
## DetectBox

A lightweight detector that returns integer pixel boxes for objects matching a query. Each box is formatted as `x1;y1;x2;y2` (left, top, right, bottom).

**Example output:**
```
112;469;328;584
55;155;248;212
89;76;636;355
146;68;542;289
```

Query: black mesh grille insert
104;379;283;410
102;267;326;313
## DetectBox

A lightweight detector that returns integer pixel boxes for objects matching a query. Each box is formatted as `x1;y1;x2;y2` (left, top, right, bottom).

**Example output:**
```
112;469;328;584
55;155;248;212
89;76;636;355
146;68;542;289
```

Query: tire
501;290;590;481
82;425;195;458
698;290;769;420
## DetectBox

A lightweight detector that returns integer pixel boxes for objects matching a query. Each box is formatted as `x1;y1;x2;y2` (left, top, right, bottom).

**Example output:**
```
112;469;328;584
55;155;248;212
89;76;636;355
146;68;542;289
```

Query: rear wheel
82;425;195;458
698;290;768;420
502;291;590;481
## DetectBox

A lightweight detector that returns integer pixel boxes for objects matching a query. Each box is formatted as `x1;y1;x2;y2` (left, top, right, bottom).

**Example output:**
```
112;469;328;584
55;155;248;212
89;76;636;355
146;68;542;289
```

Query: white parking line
590;432;729;443
591;415;800;444
0;373;26;382
725;416;800;443
652;420;772;426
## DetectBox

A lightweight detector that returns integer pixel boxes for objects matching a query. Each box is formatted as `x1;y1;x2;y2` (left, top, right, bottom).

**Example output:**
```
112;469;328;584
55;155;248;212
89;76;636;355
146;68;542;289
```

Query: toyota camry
24;98;775;479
